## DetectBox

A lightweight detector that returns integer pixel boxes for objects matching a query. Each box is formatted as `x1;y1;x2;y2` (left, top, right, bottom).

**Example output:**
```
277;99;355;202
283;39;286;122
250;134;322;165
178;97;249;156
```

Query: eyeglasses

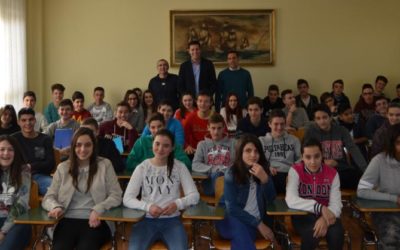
362;92;373;95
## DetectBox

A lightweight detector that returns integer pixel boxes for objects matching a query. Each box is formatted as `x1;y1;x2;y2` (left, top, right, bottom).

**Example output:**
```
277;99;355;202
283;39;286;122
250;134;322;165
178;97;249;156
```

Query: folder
54;128;73;149
113;136;124;154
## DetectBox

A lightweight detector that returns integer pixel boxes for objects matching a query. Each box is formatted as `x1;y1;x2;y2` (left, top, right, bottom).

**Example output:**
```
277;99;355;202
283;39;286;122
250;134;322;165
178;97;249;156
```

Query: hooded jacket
259;132;301;173
192;135;235;174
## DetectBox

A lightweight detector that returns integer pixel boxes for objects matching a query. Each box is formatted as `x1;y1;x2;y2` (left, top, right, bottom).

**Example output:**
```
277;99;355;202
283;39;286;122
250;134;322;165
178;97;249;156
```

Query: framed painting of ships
170;9;275;66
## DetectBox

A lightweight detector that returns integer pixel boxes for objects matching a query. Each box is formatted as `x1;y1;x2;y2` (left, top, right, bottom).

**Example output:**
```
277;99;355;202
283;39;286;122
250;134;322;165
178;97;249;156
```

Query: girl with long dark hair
142;90;157;123
220;93;246;133
174;92;196;125
123;129;199;250
216;134;276;250
42;127;122;250
124;89;145;133
0;105;20;135
0;135;31;249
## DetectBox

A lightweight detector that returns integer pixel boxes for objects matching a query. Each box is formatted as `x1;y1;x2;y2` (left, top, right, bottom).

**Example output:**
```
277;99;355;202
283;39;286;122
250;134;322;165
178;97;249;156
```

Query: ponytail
154;129;175;180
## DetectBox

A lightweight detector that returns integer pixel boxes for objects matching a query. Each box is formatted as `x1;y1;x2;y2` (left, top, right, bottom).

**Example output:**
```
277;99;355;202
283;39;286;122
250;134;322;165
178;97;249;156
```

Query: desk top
98;206;145;222
266;198;308;216
182;201;224;220
191;171;208;180
14;207;60;225
118;170;132;180
352;198;400;212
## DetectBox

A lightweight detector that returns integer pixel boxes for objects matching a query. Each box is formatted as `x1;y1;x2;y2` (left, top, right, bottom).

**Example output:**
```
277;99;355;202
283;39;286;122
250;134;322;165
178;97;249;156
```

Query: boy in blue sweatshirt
141;100;184;146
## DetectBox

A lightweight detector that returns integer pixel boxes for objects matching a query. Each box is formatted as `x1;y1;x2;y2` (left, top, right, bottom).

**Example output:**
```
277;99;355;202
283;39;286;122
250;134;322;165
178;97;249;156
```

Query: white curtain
0;0;26;110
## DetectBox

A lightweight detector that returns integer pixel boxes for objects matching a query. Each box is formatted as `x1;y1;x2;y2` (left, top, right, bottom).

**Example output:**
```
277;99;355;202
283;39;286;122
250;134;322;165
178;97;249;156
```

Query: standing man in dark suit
178;40;217;98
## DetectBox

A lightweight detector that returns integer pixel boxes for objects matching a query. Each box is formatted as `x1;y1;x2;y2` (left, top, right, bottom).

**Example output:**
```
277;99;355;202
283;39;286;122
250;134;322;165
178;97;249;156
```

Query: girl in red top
285;138;344;250
174;92;196;126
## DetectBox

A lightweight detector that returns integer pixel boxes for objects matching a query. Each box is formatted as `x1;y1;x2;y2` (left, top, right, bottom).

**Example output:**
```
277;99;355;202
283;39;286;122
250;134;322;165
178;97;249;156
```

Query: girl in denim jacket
216;134;276;250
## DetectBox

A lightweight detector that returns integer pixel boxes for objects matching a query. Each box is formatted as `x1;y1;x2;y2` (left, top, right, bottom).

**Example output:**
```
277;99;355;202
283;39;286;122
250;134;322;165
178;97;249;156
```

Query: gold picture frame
170;9;275;67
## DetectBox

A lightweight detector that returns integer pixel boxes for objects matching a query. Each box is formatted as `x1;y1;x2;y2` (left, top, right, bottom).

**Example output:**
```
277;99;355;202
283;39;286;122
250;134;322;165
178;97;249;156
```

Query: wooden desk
266;198;308;216
98;206;145;222
118;170;133;180
352;197;400;212
351;197;398;248
183;201;224;220
14;207;61;250
183;201;225;250
191;171;209;180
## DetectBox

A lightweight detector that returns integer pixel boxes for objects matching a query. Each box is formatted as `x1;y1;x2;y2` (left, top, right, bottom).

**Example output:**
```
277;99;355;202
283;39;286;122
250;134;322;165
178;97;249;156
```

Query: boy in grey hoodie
259;109;301;194
304;104;367;189
193;114;235;195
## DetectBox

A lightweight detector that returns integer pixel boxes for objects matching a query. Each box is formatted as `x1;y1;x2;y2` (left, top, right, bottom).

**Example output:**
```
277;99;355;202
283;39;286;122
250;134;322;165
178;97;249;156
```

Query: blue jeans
202;171;224;196
32;174;53;196
216;216;257;250
0;217;31;250
128;216;187;250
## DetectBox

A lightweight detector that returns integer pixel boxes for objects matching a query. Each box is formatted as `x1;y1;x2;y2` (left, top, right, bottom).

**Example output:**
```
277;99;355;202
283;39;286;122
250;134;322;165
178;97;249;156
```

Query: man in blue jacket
178;40;217;98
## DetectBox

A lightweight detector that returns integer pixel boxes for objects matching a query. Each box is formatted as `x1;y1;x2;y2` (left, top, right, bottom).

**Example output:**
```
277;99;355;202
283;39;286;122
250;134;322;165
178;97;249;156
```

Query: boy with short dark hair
193;113;235;195
259;109;301;194
374;75;388;98
281;89;309;130
304;104;367;189
140;100;184;146
126;113;190;172
99;101;138;152
365;96;389;139
81;117;125;173
13;108;54;195
331;79;351;108
262;84;284;118
237;96;269;137
44;83;65;123
23;91;48;132
45;99;80;139
71;91;91;124
295;79;319;120
87;86;113;124
392;84;400;103
337;104;368;160
184;90;215;154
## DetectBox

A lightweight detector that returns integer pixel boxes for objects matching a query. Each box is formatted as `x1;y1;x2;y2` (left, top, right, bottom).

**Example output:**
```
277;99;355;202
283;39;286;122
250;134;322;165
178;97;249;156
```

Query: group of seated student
1;58;400;248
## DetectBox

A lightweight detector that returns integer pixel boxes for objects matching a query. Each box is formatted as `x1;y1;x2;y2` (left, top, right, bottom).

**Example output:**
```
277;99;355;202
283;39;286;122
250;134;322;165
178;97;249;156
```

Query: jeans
292;214;344;250
202;171;224;196
128;216;187;250
215;216;257;250
32;173;53;196
0;217;31;250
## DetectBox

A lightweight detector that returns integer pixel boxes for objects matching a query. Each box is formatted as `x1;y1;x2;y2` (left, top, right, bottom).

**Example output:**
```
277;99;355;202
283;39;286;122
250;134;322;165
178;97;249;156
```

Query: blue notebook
113;136;124;154
54;128;73;149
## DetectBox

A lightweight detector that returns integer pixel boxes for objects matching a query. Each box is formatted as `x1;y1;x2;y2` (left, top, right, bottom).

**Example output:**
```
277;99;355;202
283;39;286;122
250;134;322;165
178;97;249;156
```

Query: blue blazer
178;57;217;97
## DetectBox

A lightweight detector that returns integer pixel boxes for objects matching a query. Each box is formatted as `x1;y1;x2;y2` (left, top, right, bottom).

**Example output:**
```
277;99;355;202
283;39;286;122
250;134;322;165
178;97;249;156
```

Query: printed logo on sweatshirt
263;144;294;158
298;182;331;200
206;145;231;167
321;140;343;160
144;172;180;196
